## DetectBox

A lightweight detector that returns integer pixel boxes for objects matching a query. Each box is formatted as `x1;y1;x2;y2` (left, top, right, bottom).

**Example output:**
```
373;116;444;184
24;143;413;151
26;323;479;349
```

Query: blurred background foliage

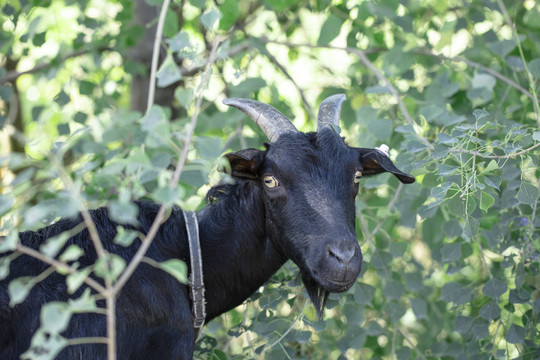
1;0;539;359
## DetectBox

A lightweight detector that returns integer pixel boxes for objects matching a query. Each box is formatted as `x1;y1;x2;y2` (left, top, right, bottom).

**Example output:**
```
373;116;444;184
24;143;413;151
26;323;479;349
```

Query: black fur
0;129;413;359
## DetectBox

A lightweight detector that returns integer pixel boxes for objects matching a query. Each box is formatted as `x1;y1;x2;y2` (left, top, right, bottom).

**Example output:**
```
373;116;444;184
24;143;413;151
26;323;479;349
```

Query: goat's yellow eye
354;171;363;184
263;176;279;188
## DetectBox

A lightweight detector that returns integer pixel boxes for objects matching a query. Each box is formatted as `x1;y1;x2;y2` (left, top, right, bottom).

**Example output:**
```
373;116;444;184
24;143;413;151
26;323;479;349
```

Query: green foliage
1;0;539;359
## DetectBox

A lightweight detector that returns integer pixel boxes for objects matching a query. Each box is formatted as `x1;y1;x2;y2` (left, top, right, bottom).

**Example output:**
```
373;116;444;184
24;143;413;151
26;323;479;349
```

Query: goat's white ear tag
375;144;390;157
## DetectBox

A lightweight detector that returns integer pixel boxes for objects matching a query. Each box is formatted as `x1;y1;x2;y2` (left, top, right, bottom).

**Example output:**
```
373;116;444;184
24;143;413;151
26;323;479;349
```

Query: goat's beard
302;274;330;320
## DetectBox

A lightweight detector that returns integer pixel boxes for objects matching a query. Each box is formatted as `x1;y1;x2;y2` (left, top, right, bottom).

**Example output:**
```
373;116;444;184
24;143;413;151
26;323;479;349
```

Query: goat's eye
354;171;363;184
263;176;279;188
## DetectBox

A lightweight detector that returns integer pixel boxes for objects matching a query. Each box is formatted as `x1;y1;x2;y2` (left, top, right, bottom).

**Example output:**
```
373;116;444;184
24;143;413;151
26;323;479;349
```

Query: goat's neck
197;183;287;322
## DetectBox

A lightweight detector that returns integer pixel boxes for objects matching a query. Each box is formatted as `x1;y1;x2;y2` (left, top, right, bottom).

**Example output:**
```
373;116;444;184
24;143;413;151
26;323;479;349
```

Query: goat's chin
300;271;356;320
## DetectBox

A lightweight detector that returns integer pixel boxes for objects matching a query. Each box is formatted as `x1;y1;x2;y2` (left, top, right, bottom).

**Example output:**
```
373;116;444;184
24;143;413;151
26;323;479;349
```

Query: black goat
0;94;414;359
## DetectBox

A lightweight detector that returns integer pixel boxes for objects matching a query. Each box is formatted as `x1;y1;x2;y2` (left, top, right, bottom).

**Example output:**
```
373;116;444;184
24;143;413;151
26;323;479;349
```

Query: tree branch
0;47;112;84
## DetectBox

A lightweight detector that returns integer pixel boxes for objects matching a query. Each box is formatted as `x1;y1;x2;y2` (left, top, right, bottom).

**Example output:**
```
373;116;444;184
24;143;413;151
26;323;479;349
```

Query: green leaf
383;279;405;300
40;302;72;333
114;226;139;247
490;39;515;58
480;191;495;211
0;232;18;253
0;257;10;280
472;319;489;339
159;259;188;284
0;193;14;216
9;276;34;306
484;175;501;190
533;131;540;141
442;243;461;262
21;330;67;360
152;186;181;206
454;315;473;334
32;31;46;46
472;73;495;90
529;59;540;79
441;282;471;305
40;232;71;258
354;283;375;305
411;298;427;320
54;90;70;106
174;88;194;109
59;245;84;263
94;254;126;283
68;288;97;313
506;324;525;344
66;268;91;294
108;201;139;225
201;8;221;30
168;31;191;52
479;300;500;322
194;136;223;159
163;9;179;38
219;0;239;30
156;54;182;88
516;181;539;207
262;0;299;12
483;278;507;299
317;14;344;45
463;216;480;240
472;109;489;122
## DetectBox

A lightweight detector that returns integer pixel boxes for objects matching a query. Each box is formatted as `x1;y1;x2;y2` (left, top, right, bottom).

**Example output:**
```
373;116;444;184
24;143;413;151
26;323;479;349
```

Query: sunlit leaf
480;191;495;211
40;302;72;333
517;181;539;207
201;8;221;30
156;54;182;88
8;276;34;306
317;14;344;45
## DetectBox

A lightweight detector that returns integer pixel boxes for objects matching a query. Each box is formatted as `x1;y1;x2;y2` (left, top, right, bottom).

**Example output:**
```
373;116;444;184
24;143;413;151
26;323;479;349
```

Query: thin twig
263;48;315;120
398;328;428;360
264;299;307;352
370;183;403;238
15;243;106;294
449;142;540;159
146;0;172;113
0;47;112;84
67;337;109;346
494;0;540;126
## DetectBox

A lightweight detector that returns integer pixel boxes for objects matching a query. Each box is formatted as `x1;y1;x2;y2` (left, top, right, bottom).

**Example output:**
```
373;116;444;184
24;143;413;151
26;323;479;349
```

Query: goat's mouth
301;271;357;319
319;277;356;292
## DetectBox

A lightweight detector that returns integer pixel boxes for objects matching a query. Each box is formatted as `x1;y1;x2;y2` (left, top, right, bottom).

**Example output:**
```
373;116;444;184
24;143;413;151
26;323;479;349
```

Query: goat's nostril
328;248;342;264
327;245;356;266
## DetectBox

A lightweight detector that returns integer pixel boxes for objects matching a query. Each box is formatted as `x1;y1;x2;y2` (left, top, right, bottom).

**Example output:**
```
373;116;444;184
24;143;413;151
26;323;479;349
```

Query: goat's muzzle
310;235;362;293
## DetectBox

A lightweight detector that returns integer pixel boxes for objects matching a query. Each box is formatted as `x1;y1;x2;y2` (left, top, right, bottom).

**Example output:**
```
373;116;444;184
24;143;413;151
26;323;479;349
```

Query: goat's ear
224;148;265;180
357;148;415;184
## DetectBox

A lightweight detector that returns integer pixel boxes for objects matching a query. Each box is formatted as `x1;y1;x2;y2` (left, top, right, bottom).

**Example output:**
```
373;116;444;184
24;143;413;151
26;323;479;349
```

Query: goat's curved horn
223;98;298;142
317;94;346;132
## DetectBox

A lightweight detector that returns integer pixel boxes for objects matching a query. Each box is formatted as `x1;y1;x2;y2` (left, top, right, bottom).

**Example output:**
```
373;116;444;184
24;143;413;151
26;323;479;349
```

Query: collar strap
183;210;206;329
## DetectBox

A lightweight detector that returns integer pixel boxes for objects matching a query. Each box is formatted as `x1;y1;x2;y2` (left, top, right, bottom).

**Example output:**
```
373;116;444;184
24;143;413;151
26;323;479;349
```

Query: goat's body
0;181;284;359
